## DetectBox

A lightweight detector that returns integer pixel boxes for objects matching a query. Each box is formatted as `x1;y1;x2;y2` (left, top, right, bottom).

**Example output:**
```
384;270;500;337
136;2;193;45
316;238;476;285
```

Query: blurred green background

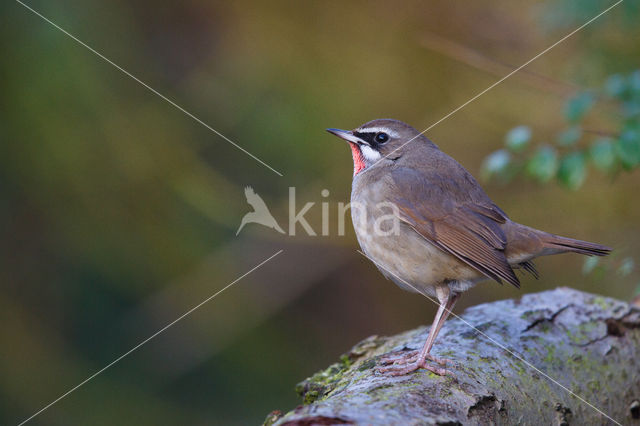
1;0;639;424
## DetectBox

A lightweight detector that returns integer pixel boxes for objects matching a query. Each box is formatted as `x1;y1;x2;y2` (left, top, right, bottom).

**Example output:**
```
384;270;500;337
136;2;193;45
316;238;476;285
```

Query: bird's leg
424;292;458;366
378;287;458;376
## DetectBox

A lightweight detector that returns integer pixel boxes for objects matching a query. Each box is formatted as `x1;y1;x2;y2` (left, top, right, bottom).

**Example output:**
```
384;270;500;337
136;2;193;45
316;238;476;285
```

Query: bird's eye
375;132;389;143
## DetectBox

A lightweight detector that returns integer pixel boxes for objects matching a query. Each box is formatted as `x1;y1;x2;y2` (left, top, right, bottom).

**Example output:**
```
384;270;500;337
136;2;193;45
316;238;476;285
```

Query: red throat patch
349;142;365;176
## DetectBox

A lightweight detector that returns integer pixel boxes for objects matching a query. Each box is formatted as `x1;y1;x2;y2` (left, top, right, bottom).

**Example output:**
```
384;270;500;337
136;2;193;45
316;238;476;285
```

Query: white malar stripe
355;127;400;138
361;145;382;161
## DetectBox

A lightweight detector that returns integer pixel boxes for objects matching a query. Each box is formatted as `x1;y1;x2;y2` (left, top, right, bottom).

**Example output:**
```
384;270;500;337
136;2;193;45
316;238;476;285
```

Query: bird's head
326;119;433;176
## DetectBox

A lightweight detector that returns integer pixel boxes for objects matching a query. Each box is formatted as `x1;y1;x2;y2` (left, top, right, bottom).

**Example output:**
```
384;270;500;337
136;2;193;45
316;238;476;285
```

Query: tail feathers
520;260;540;279
542;234;612;257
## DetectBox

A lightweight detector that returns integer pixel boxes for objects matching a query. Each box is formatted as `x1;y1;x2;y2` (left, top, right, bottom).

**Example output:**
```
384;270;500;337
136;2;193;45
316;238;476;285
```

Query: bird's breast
350;180;483;294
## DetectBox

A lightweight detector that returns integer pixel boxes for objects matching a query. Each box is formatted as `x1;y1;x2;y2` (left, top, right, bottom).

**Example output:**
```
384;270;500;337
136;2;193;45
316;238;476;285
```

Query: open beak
326;128;368;145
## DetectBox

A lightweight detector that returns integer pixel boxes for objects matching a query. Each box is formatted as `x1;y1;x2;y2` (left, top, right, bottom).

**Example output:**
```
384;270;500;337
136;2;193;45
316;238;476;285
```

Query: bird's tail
541;234;611;257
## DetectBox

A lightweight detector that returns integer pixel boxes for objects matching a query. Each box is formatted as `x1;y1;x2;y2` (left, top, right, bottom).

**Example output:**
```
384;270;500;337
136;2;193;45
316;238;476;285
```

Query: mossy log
268;288;640;425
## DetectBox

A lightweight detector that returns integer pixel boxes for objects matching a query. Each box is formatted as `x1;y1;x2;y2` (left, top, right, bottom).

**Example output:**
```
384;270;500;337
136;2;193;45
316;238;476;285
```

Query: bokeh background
2;0;639;424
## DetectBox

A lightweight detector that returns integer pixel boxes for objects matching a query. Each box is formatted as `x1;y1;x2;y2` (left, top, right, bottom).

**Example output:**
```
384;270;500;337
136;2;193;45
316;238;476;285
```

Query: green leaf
556;126;582;147
481;149;511;180
582;256;599;275
617;257;635;277
589;138;617;172
565;92;594;122
526;145;558;182
505;126;531;152
622;100;640;118
616;130;640;169
605;73;627;98
557;152;586;189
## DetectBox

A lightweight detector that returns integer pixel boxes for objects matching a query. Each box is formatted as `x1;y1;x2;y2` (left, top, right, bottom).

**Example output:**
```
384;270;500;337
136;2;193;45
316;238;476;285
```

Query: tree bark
267;288;640;425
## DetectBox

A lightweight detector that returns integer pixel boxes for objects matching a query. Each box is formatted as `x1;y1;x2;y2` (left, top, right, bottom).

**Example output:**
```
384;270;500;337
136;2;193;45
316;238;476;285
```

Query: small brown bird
327;119;611;376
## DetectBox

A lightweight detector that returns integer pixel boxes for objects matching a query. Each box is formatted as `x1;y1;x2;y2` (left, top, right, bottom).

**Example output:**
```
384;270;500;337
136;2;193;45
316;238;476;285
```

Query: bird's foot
376;359;448;376
379;350;452;367
426;353;452;367
379;350;419;366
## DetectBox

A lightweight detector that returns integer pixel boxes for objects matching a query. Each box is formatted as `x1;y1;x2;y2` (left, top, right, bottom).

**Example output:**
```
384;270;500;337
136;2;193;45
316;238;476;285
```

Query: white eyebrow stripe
356;127;400;138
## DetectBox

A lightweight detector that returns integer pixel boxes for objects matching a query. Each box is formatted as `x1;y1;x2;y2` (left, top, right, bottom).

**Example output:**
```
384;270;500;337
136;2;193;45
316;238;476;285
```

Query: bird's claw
376;360;448;376
379;350;419;366
426;354;453;366
379;350;452;367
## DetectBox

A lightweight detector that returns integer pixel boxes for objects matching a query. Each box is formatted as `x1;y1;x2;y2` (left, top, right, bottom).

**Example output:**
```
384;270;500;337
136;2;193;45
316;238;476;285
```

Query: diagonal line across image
11;0;626;424
356;250;622;425
18;250;284;425
15;0;284;177
376;0;624;167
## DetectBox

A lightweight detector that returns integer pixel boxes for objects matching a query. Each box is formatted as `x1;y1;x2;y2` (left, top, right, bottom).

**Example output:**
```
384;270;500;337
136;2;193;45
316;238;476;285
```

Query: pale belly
351;199;483;297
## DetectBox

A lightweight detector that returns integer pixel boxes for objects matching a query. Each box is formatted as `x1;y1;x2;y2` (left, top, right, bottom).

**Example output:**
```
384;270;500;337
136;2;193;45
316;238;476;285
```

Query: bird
326;119;611;376
236;186;285;235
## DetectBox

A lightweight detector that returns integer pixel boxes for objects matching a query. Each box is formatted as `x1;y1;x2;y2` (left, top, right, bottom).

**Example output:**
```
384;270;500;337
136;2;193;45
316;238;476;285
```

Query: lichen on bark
268;288;640;425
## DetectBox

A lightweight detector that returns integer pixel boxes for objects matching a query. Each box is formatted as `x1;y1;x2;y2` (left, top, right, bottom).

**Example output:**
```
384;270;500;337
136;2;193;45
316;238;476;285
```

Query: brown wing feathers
395;201;521;287
431;210;520;287
391;167;520;288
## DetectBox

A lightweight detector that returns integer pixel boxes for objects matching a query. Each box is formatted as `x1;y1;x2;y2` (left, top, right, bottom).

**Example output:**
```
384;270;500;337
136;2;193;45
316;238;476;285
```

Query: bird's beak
326;128;368;145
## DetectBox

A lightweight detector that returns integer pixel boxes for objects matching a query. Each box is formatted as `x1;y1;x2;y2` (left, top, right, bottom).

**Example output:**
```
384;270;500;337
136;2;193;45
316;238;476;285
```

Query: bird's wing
389;165;519;287
244;186;255;199
245;186;269;211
